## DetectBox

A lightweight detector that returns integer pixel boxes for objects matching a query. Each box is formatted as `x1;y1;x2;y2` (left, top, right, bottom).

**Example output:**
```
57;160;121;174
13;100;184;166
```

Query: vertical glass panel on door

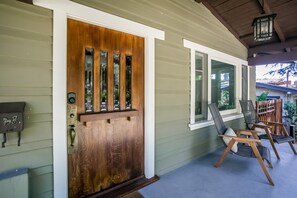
113;53;120;110
100;51;108;111
126;55;132;110
85;48;94;112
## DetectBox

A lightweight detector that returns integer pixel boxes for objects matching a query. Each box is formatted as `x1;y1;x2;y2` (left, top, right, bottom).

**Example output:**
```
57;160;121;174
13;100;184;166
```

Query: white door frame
33;0;164;197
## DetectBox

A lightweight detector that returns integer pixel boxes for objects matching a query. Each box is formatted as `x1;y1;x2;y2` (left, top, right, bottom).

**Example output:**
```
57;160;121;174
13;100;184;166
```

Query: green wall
0;0;249;197
0;1;53;197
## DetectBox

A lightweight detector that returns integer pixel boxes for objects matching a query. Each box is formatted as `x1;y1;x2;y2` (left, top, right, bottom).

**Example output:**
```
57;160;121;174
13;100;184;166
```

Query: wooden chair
209;103;274;186
239;100;297;160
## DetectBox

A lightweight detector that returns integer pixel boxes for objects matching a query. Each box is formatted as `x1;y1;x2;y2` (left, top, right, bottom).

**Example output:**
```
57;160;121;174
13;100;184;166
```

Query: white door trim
33;0;164;197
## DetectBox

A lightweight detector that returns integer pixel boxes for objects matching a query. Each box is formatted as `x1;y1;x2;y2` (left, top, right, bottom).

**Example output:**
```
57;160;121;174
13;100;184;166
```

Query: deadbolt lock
68;92;76;104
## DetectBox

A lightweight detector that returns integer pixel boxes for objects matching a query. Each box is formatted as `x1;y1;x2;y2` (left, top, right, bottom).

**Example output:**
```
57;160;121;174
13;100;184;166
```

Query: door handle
69;125;76;147
67;104;77;152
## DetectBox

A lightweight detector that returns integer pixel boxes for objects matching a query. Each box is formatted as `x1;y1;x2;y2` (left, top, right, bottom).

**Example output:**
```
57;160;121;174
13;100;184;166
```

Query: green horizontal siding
0;139;52;157
0;0;53;197
30;167;53;198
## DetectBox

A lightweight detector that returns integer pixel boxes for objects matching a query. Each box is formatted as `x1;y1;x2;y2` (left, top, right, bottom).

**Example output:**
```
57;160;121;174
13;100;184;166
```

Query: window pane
195;52;207;121
114;53;120;110
242;65;248;101
195;72;203;115
85;48;94;112
211;60;235;111
100;51;108;111
195;51;202;70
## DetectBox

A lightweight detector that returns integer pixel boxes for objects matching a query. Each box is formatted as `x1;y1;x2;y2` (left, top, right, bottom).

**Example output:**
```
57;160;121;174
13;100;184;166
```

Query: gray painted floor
140;140;297;198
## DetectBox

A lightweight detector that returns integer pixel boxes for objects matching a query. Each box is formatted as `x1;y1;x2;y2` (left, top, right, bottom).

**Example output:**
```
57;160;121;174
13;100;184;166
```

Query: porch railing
255;99;283;134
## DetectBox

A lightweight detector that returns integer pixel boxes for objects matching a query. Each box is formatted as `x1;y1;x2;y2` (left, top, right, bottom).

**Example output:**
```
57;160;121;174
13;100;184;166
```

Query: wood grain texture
67;19;144;197
79;110;138;122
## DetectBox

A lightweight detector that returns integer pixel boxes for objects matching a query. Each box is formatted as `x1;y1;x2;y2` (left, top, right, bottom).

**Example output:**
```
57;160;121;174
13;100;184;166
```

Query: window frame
184;39;249;131
191;51;208;123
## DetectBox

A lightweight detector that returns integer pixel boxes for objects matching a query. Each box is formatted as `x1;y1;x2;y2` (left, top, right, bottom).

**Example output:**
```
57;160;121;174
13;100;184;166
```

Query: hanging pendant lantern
252;14;276;41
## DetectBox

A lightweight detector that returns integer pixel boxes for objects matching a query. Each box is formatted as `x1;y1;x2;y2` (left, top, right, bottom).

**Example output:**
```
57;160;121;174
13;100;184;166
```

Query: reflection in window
211;60;235;111
242;65;248;101
114;53;120;110
126;56;132;110
100;51;108;111
85;48;94;112
195;51;207;121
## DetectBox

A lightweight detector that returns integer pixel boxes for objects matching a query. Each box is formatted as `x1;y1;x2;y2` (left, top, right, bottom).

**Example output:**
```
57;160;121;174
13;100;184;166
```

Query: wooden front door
67;19;144;197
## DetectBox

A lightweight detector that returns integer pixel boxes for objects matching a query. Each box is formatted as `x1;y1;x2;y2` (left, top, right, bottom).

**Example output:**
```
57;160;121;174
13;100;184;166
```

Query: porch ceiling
196;0;297;66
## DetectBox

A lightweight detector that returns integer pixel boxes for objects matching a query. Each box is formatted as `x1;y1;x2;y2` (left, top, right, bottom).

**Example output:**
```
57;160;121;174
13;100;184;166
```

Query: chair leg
250;143;274;186
214;139;235;168
281;125;297;155
288;141;297;155
265;159;273;169
265;127;280;160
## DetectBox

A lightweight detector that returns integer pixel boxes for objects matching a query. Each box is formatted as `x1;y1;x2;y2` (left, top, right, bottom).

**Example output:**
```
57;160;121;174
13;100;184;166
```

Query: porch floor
139;140;297;198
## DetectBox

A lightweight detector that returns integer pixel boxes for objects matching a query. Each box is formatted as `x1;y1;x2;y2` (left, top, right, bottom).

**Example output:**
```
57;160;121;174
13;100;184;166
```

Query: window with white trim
194;51;208;122
184;39;249;130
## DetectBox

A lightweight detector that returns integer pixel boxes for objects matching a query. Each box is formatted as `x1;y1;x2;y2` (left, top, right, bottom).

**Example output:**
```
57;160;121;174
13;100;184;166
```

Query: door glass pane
100;51;108;111
85;48;94;112
126;55;132;110
114;53;120;110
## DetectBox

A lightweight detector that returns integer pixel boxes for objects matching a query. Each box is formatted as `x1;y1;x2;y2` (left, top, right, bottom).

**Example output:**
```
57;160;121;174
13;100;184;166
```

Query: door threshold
85;175;159;198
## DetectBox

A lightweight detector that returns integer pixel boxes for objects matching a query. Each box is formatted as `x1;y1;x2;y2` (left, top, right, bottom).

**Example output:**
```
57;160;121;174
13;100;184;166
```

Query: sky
256;64;297;83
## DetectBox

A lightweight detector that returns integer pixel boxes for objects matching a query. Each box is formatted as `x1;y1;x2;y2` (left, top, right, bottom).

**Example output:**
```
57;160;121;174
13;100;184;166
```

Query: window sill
188;113;243;131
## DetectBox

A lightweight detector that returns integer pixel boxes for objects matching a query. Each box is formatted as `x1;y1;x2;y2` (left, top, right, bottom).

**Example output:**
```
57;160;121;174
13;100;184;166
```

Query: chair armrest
266;121;284;126
218;135;261;144
260;120;290;136
236;129;258;136
253;123;271;129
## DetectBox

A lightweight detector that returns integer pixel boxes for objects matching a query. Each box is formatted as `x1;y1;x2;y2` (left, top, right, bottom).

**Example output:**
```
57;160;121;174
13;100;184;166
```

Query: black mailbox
0;102;26;147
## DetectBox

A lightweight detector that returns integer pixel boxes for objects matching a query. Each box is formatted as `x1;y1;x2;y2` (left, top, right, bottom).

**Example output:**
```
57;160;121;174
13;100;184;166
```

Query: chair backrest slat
208;103;227;135
239;100;258;129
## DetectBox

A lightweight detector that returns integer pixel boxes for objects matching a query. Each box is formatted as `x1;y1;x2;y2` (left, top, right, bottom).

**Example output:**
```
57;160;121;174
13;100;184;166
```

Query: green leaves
256;91;269;101
284;100;296;120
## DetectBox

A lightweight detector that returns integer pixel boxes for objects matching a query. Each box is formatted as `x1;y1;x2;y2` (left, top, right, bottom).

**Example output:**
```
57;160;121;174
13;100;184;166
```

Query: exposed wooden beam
248;38;297;57
194;0;248;48
248;50;297;65
239;33;253;39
